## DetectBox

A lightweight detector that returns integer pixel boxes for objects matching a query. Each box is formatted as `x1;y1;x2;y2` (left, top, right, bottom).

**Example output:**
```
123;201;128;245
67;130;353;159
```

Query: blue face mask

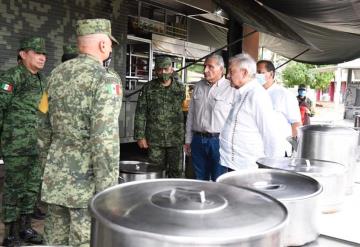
256;73;266;86
299;90;306;97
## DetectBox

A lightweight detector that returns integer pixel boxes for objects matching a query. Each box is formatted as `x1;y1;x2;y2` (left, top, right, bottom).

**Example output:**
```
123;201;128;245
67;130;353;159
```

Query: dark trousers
191;134;226;181
2;155;42;222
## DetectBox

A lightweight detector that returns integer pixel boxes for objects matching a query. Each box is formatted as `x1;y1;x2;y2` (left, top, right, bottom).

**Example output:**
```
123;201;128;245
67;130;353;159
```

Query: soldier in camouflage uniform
134;57;186;178
34;42;80;221
39;18;122;247
0;37;46;246
62;43;79;62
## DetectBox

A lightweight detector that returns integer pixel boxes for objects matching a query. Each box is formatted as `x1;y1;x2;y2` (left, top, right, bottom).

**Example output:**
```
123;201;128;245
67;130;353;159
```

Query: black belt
194;131;220;138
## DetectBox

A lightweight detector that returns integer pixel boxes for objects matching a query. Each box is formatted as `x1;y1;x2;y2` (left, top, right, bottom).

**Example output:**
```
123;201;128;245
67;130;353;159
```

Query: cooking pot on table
256;157;346;213
89;179;288;247
296;124;358;194
119;160;164;183
217;169;322;246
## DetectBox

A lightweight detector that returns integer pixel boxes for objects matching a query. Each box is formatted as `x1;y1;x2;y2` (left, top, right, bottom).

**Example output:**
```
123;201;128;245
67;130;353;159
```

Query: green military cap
76;18;119;45
19;36;46;54
155;56;172;69
63;43;78;55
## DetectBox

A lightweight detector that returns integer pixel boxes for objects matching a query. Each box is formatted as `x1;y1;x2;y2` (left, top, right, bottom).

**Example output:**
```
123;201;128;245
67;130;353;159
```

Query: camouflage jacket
0;64;45;156
40;54;122;208
134;78;185;147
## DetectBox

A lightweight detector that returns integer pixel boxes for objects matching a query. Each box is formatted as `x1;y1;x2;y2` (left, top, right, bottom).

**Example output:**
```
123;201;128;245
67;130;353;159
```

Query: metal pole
275;48;310;70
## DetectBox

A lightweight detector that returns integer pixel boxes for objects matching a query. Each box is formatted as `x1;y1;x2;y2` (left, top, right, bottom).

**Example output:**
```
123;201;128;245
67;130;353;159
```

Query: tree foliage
282;62;334;90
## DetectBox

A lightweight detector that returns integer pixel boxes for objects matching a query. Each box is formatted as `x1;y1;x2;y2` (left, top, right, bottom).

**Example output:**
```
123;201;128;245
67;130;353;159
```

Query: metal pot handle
118;176;125;184
290;158;311;171
170;188;206;203
252;182;286;191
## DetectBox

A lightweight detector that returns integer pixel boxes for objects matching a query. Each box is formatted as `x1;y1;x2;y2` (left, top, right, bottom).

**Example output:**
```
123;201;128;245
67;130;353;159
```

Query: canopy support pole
275;48;310;70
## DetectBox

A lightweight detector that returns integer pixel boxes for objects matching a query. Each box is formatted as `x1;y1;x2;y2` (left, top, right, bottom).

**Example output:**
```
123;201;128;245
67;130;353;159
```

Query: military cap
155;57;172;69
19;37;46;54
76;18;119;44
63;43;78;55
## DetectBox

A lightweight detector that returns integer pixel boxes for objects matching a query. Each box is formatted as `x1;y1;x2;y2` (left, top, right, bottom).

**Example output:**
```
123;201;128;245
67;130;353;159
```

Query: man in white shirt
220;53;283;171
257;60;301;156
184;54;236;181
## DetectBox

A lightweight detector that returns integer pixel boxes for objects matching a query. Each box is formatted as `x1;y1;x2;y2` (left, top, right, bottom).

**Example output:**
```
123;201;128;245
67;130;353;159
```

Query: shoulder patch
106;83;122;96
0;83;13;93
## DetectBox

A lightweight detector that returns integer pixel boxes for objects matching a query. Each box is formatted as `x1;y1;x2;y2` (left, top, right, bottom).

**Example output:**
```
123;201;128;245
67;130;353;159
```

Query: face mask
256;73;266;86
158;72;172;82
299;90;306;97
103;52;112;69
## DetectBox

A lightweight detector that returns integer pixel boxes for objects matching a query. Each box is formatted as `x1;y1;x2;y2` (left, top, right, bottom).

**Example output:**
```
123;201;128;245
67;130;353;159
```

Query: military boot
18;214;44;245
2;221;21;247
31;206;46;220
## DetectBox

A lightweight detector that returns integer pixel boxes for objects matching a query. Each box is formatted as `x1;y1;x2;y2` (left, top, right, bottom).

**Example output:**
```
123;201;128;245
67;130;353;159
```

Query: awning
216;0;360;65
152;34;214;59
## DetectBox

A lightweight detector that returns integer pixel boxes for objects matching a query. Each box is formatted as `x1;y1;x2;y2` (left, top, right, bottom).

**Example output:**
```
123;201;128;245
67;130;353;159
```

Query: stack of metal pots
256;157;346;213
217;169;322;246
90;179;288;247
296;124;358;194
119;160;164;183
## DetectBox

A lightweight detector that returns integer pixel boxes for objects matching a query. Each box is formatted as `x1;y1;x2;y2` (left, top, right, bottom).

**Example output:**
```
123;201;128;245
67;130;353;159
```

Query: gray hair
229;53;256;77
205;54;225;70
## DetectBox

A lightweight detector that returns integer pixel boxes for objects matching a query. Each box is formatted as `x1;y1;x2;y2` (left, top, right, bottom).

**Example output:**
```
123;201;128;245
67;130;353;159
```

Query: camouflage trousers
2;155;42;222
44;203;91;247
148;145;184;178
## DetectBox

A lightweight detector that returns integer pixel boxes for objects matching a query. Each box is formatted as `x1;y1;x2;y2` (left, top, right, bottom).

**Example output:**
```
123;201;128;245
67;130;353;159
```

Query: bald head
77;33;112;63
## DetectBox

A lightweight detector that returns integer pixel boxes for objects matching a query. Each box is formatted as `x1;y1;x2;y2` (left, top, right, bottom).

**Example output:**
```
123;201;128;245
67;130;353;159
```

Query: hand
183;143;191;156
137;138;149;149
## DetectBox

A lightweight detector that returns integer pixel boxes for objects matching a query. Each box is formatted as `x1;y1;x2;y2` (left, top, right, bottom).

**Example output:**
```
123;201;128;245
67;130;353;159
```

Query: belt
194;131;220;138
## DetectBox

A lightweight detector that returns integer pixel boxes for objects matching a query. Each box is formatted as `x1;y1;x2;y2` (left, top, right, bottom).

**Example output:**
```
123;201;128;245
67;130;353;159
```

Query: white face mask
256;73;266;86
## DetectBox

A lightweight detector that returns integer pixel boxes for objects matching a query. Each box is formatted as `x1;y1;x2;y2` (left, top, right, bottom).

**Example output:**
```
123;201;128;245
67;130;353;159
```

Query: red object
316;89;321;101
300;106;309;125
329;81;335;102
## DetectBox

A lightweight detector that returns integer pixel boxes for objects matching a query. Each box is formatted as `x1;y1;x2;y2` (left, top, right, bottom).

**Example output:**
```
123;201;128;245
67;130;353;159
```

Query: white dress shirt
220;79;283;170
185;77;236;144
267;83;301;153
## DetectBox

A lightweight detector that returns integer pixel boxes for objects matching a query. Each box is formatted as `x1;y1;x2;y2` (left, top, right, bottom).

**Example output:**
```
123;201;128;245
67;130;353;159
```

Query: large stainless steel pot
217;169;322;246
257;157;346;213
354;127;360;182
119;160;164;183
296;125;358;194
90;179;288;247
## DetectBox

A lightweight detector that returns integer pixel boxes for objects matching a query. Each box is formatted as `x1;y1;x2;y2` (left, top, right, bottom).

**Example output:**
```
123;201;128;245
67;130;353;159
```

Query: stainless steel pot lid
217;169;322;201
119;160;163;173
299;124;358;135
90;179;287;243
256;157;346;175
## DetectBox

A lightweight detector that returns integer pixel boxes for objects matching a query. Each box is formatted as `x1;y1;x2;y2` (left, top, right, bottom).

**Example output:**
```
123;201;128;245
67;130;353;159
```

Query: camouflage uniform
40;19;122;247
0;37;46;245
134;58;185;178
62;43;78;62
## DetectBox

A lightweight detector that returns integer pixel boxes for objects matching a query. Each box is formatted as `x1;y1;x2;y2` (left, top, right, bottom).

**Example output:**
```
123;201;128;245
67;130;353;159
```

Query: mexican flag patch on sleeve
0;83;13;92
106;84;122;96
